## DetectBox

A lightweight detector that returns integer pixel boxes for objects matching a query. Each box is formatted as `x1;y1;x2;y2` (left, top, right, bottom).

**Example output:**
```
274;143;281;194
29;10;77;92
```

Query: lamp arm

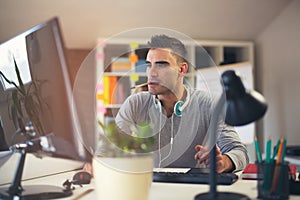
208;92;226;199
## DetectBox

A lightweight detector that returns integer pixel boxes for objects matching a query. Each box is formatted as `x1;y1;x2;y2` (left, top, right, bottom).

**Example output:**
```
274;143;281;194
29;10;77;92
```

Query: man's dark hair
147;34;187;63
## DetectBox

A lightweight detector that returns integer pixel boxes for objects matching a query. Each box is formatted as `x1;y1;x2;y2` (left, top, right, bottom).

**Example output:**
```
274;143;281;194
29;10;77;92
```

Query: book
109;76;117;104
101;76;118;105
103;76;110;105
111;57;132;72
241;163;297;180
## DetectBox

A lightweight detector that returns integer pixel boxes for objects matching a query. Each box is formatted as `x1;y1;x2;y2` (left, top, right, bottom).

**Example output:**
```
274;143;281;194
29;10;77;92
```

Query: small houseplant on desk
92;120;155;200
0;57;47;141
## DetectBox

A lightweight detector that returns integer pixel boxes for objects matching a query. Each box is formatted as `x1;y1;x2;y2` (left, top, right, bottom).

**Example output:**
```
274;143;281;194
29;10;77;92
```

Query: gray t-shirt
116;88;249;172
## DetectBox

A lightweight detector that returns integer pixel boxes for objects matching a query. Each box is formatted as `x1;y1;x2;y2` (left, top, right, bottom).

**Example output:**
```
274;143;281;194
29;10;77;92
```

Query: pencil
130;82;149;89
264;138;272;190
276;138;284;164
281;137;287;162
266;137;272;163
272;139;280;162
254;136;262;163
271;138;284;192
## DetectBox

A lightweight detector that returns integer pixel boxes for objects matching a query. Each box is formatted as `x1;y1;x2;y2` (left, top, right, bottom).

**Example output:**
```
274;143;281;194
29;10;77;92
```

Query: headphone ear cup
174;101;184;116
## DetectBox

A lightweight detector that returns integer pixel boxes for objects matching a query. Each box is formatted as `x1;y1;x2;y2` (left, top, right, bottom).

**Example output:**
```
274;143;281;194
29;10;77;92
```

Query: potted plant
92;120;155;200
0;57;47;140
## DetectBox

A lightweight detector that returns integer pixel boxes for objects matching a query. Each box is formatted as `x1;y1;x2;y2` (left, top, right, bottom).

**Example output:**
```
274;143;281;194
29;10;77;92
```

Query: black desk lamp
195;70;268;200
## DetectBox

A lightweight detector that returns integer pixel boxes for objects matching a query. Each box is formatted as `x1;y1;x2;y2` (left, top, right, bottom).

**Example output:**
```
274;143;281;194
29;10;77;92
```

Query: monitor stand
0;144;73;199
0;185;72;200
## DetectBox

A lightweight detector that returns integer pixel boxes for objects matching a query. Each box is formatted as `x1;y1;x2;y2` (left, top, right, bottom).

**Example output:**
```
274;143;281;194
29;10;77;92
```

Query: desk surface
1;170;299;200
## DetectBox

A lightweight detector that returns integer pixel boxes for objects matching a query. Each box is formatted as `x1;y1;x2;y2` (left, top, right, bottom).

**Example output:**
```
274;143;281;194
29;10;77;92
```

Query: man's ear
180;62;188;75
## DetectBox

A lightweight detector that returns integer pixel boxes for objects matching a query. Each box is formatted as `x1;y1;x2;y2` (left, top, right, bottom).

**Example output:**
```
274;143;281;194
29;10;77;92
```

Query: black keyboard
153;168;238;185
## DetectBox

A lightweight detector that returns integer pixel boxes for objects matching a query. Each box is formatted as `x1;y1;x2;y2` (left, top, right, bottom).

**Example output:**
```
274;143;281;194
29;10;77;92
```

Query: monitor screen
0;17;87;161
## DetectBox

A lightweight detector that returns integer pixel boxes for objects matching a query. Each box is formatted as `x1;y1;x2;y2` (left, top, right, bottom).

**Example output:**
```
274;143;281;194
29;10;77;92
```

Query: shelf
96;38;254;121
105;104;123;109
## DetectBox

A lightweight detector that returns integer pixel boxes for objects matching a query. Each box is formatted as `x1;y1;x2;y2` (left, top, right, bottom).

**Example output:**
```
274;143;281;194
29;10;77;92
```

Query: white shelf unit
96;38;254;121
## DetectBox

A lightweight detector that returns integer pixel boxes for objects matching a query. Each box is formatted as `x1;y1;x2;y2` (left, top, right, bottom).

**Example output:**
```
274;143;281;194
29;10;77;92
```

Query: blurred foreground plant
96;120;155;157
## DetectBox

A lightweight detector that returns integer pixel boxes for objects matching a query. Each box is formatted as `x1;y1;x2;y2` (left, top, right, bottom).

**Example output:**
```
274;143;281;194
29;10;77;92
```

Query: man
115;34;249;173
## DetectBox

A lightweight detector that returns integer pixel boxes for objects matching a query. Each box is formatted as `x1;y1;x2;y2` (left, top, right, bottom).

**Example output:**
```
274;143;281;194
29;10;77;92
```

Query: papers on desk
153;168;190;173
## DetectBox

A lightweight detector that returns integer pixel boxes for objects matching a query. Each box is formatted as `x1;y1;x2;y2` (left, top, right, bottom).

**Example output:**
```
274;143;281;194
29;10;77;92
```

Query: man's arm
194;145;234;173
194;124;249;173
217;125;249;172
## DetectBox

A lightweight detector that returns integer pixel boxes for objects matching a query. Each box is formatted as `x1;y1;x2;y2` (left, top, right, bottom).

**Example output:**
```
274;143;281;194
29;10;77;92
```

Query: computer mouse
72;171;92;185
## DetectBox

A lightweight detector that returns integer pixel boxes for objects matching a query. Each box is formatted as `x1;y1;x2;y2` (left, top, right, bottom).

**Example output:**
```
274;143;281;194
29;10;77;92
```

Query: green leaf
96;120;155;155
12;90;23;117
13;56;26;95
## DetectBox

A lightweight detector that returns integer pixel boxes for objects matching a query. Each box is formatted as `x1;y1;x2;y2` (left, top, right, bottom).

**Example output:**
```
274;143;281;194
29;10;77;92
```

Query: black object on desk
153;168;238;185
72;171;92;185
289;170;300;195
62;171;92;191
286;145;300;156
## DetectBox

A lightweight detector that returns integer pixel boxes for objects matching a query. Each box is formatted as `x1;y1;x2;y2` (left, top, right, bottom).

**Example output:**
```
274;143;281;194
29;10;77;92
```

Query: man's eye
156;63;165;67
156;62;168;67
145;63;151;68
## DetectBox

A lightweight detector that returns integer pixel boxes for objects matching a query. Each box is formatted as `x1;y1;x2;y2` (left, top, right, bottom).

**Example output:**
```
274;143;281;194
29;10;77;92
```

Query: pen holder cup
257;161;290;200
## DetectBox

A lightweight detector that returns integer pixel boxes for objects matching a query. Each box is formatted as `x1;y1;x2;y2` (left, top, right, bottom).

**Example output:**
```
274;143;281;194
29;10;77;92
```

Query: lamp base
194;191;250;200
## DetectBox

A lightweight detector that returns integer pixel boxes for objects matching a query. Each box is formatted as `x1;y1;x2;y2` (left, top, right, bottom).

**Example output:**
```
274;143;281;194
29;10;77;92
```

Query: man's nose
148;66;158;77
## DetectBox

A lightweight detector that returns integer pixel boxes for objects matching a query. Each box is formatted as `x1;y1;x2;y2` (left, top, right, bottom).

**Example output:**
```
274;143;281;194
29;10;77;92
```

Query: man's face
146;48;181;95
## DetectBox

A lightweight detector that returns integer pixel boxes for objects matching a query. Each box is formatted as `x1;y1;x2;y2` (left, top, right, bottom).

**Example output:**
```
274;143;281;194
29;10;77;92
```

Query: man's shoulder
191;89;213;100
126;92;152;103
130;91;151;98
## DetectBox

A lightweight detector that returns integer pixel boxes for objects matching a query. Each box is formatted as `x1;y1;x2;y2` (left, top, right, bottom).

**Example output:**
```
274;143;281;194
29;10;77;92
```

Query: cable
179;86;190;112
159;114;174;167
158;110;162;167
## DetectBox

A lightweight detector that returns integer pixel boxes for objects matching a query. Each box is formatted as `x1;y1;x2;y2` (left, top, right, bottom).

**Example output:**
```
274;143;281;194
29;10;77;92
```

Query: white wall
255;0;300;148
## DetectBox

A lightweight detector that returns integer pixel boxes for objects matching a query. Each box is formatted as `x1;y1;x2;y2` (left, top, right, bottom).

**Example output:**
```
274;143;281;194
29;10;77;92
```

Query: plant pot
92;155;153;200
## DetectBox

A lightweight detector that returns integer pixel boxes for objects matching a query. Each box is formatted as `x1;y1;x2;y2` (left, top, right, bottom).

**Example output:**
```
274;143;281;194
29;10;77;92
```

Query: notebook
241;163;297;180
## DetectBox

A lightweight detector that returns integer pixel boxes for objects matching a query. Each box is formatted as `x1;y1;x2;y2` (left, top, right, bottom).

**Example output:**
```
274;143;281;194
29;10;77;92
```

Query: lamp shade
221;70;267;126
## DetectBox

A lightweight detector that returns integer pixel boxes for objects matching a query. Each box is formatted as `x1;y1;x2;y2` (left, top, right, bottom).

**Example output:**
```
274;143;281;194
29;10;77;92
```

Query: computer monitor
0;17;89;199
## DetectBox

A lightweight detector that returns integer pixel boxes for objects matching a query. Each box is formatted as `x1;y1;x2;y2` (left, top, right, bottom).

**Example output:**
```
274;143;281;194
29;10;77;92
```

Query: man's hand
194;145;234;173
83;162;93;176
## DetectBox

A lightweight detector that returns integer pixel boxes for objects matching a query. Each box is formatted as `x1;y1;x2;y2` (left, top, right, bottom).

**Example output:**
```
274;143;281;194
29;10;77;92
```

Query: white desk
1;170;299;200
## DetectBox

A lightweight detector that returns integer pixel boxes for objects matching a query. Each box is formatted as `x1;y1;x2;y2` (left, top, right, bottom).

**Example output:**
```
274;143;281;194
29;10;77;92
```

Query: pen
73;189;94;200
254;136;262;163
130;82;149;89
